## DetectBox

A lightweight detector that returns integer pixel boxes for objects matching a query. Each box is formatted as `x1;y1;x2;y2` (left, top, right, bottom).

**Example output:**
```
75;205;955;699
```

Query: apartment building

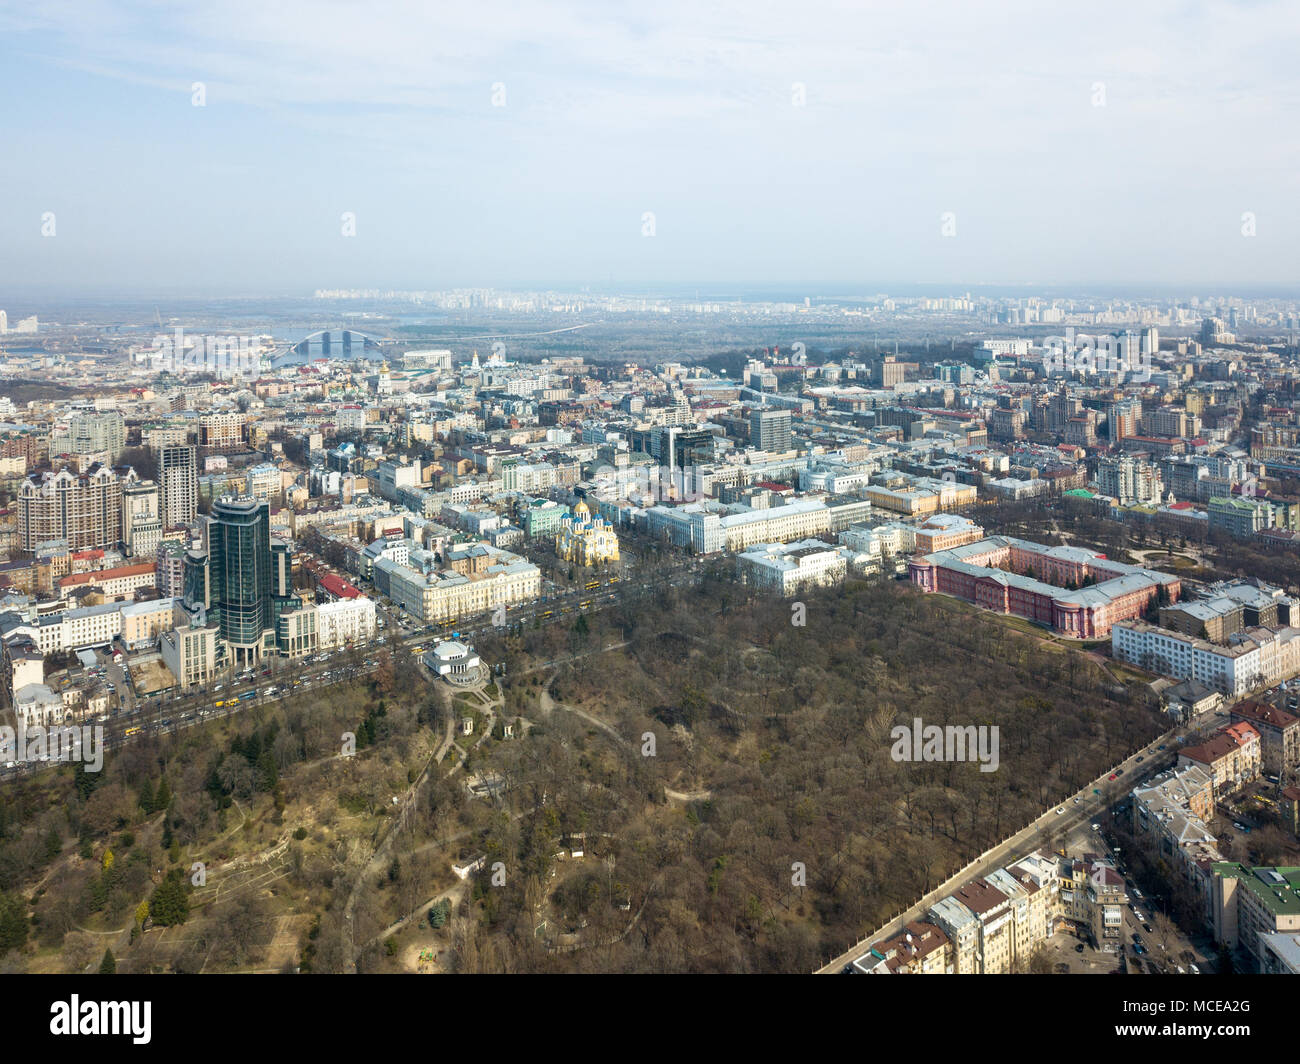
52;410;125;462
199;412;246;452
1228;700;1300;775
852;922;950;974
17;465;130;551
1212;864;1300;966
1259;931;1300;974
951;876;1036;973
315;595;377;650
1093;453;1163;506
244;462;282;501
1113;622;1300;698
156;540;186;597
1131;766;1220;918
122;479;163;558
1177;722;1262;796
926;894;980;974
160;444;198;528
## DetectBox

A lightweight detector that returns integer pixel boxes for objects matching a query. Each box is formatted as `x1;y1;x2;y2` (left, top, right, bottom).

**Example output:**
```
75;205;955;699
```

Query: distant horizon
6;279;1300;309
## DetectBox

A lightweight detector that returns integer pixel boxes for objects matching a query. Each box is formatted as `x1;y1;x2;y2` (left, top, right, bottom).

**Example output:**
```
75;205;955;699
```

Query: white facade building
736;539;852;595
316;596;378;650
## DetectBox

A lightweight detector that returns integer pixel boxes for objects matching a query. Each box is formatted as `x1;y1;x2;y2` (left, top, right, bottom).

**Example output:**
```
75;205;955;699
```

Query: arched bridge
269;328;394;368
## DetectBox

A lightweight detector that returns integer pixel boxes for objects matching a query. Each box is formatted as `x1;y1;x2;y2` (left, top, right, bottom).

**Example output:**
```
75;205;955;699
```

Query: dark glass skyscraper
208;496;278;665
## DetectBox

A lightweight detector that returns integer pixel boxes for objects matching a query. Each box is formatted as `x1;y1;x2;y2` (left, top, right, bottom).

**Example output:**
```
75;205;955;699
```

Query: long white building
1112;620;1300;698
736;539;860;596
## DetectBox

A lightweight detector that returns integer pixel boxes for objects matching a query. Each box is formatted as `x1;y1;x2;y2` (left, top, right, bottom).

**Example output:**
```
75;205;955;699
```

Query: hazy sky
2;1;1299;295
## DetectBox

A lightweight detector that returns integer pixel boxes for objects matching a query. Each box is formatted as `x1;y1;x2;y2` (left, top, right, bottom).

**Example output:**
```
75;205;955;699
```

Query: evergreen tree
149;871;191;926
0;892;28;954
74;762;101;801
256;750;278;792
138;778;155;814
98;949;116;974
155;776;172;811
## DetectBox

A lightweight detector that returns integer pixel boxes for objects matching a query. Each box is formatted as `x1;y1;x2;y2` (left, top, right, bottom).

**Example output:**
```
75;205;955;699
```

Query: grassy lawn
1106;660;1160;685
927;594;1065;647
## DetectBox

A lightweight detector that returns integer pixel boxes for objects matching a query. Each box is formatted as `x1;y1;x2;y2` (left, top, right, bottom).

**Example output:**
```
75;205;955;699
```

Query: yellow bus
123;726;140;737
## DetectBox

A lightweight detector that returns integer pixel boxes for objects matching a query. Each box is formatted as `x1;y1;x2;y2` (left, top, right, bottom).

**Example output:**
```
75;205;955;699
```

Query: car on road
1108;773;1118;780
1132;887;1143;899
1188;963;1200;974
1074;796;1082;804
1157;744;1166;750
1091;822;1100;831
1074;943;1085;953
1136;756;1144;763
1143;922;1153;934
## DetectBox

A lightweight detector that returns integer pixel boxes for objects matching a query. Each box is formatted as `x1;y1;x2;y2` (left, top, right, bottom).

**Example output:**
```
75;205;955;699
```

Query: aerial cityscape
0;3;1297;1031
